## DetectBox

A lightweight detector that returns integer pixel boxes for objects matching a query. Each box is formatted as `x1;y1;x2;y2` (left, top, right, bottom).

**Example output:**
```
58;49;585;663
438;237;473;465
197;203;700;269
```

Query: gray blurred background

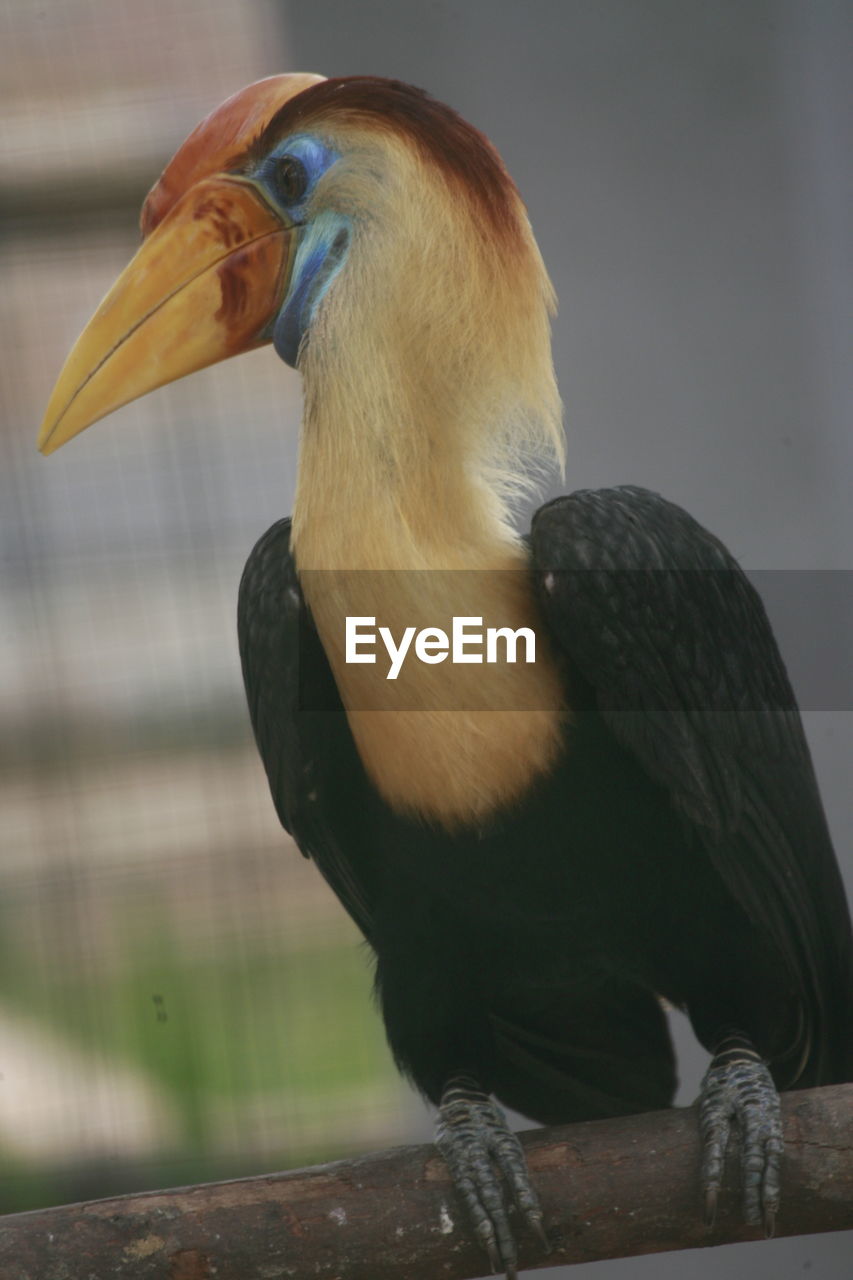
0;0;850;1276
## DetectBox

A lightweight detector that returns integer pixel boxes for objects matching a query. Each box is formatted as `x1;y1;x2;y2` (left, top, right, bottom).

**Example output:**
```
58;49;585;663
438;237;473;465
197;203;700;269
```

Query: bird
39;73;852;1277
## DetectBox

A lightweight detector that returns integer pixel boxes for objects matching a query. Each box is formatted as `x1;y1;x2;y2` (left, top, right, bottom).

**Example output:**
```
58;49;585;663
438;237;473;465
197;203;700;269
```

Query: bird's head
39;73;562;496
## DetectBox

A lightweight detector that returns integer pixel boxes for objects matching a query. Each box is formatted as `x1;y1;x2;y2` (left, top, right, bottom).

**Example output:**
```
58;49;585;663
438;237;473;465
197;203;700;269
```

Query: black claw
699;1037;783;1232
436;1077;547;1276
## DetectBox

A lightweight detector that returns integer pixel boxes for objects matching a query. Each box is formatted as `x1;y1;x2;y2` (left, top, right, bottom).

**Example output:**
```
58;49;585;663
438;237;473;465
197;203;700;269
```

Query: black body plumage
238;485;852;1125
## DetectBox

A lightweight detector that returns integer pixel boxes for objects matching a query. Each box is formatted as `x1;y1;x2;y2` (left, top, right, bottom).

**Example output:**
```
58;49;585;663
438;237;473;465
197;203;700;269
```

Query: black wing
237;518;377;942
531;486;852;1085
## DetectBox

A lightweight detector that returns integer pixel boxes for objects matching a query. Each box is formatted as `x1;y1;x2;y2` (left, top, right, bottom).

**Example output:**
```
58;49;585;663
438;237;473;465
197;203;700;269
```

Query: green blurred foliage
0;894;402;1213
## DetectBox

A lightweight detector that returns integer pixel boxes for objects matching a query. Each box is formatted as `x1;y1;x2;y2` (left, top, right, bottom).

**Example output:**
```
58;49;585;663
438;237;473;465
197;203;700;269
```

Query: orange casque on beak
38;72;326;455
38;174;295;454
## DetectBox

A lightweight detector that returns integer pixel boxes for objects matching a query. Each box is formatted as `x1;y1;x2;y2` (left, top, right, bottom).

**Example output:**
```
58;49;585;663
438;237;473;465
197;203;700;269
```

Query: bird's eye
271;155;309;206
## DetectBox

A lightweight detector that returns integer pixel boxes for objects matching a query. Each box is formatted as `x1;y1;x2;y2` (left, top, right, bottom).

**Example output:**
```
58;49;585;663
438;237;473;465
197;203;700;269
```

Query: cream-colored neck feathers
291;129;566;827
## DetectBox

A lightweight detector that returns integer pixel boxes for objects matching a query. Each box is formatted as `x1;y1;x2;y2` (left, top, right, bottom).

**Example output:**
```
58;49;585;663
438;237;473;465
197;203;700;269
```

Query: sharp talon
436;1079;544;1273
699;1037;784;1233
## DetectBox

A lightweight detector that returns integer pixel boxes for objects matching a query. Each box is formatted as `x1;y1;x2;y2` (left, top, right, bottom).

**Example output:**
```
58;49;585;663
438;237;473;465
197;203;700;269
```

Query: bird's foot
699;1031;783;1234
436;1074;548;1279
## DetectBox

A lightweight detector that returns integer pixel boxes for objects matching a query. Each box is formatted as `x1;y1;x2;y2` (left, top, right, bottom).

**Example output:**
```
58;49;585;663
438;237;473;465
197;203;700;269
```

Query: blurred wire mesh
0;0;414;1213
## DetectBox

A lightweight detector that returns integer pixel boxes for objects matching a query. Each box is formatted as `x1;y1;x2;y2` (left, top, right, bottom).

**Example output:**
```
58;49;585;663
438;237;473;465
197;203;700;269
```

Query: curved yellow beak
38;175;295;454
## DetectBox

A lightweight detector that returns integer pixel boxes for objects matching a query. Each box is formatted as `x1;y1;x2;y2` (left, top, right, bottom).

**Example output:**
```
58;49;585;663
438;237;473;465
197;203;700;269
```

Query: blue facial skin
272;211;352;367
252;135;351;368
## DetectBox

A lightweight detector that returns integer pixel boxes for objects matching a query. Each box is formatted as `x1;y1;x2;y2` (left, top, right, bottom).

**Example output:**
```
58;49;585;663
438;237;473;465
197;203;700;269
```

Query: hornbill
40;74;852;1276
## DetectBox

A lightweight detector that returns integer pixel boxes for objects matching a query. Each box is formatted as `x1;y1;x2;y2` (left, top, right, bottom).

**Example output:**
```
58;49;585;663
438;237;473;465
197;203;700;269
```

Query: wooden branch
3;1085;851;1279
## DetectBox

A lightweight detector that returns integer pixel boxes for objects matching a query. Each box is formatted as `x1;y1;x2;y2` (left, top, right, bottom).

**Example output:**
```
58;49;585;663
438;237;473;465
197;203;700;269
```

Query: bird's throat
291;416;566;828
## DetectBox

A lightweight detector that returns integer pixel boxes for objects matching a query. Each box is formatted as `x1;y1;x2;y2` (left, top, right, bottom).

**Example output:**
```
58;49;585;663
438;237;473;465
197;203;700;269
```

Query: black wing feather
237;519;377;941
531;486;852;1083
